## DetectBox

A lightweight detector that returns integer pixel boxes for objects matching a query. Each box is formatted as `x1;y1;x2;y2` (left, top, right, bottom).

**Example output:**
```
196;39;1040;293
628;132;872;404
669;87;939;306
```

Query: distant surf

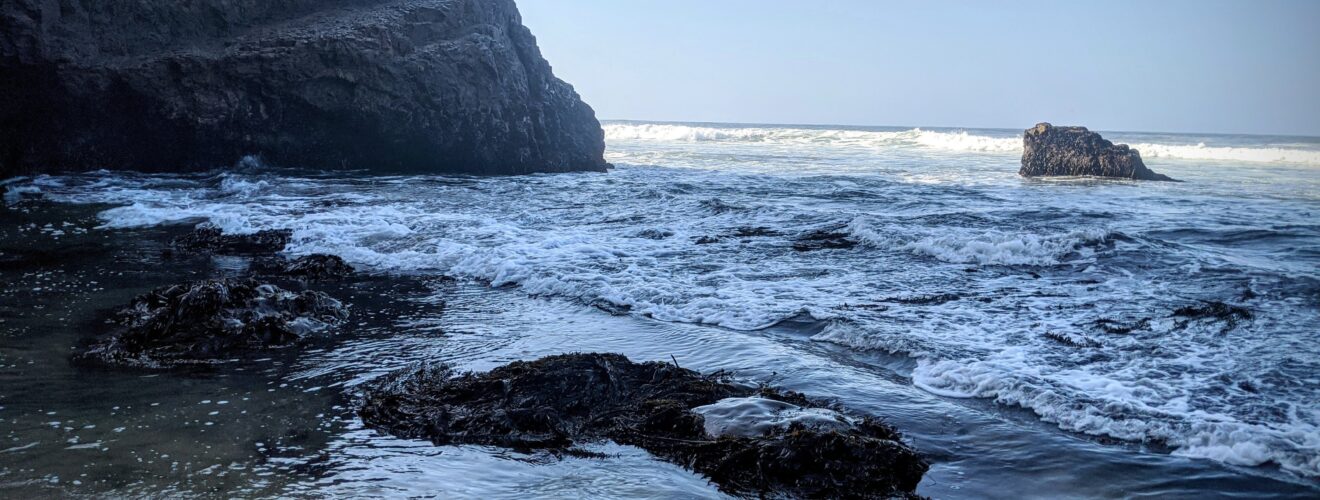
604;122;1320;165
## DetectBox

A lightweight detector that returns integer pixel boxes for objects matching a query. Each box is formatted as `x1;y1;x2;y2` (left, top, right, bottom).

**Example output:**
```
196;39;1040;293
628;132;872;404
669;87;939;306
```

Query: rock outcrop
1020;123;1175;181
0;0;608;177
359;353;928;498
77;278;349;369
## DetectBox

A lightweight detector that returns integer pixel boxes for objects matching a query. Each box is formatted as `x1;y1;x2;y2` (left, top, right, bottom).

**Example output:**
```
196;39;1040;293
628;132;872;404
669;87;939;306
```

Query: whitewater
5;120;1320;495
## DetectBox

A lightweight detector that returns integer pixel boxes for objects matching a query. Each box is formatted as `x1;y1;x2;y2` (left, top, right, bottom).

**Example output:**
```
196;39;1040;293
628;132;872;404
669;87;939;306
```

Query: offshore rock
358;353;928;498
1020;123;1175;181
76;278;348;369
0;0;607;177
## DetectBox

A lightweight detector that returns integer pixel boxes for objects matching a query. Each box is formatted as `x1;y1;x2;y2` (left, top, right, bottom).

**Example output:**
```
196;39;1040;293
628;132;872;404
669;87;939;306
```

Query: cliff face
0;0;608;177
1020;123;1174;181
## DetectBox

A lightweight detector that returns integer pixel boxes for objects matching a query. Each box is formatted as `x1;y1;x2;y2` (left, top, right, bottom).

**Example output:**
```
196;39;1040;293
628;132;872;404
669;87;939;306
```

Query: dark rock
283;254;355;279
1020;123;1175;181
635;228;674;240
699;198;742;214
589;299;632;316
1172;301;1252;331
255;254;356;280
693;236;720;245
1043;331;1101;348
793;226;858;251
1091;317;1151;335
0;0;607;177
172;226;291;255
358;353;928;498
731;226;780;238
881;293;961;305
77;278;349;368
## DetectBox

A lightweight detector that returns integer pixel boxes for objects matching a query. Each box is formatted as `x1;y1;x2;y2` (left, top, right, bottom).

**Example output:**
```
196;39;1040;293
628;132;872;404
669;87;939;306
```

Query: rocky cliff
1020;123;1174;181
0;0;608;177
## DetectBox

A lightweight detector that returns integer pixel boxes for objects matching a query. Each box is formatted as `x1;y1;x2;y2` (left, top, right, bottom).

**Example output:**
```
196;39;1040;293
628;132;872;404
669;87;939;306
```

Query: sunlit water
2;121;1319;497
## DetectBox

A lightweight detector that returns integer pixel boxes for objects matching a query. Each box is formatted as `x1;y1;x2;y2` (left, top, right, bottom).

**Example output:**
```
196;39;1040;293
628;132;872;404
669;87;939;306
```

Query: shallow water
2;121;1319;497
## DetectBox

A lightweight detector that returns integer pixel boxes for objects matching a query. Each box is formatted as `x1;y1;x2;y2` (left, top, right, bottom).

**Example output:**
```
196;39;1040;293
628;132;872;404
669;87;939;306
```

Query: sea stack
0;0;608;177
1020;123;1175;181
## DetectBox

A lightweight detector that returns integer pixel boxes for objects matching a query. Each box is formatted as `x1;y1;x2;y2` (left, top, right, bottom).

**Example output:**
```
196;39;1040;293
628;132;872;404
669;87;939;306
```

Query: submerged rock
254;254;356;280
693;236;721;245
171;226;291;255
731;226;780;238
1020;123;1175;181
881;293;961;305
0;0;607;177
793;226;858;251
358;353;927;498
77;278;348;368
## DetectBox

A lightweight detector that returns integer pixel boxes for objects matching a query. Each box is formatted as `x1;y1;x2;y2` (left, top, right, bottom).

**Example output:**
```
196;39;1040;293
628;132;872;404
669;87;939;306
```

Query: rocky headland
0;0;608;177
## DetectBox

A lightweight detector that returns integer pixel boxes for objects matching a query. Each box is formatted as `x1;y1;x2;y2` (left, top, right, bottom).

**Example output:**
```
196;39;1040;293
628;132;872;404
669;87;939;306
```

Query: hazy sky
518;0;1320;136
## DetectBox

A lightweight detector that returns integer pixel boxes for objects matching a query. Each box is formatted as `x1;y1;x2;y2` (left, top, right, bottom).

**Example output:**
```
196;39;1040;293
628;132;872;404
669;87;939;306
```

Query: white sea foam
910;357;1320;477
1130;142;1320;165
909;129;1021;153
846;218;1116;266
604;122;1020;154
691;397;854;438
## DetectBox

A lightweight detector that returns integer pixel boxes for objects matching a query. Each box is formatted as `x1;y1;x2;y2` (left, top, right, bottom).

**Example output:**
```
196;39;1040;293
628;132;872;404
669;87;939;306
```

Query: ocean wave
910;129;1021;153
603;123;1019;154
1131;142;1320;165
909;357;1320;477
603;123;908;146
604;123;1320;165
846;218;1118;266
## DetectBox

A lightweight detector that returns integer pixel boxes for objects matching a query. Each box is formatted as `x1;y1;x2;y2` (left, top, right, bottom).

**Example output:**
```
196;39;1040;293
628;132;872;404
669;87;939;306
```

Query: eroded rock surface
358;353;927;498
77;278;349;368
0;0;607;176
1020;123;1175;181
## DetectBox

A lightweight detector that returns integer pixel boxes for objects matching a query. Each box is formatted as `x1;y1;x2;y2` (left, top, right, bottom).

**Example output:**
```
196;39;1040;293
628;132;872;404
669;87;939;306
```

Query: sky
518;0;1320;136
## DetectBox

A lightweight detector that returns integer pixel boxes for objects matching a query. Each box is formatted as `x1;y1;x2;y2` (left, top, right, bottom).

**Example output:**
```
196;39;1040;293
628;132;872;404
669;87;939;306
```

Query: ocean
2;120;1318;497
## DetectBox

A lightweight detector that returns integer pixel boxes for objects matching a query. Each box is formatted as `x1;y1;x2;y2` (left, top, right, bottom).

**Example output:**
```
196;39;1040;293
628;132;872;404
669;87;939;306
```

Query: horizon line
596;118;1320;140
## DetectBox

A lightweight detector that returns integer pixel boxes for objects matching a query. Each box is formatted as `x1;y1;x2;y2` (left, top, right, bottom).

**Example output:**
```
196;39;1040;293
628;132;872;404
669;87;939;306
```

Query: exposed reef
0;0;608;177
76;278;349;369
1020;123;1175;181
358;353;928;498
